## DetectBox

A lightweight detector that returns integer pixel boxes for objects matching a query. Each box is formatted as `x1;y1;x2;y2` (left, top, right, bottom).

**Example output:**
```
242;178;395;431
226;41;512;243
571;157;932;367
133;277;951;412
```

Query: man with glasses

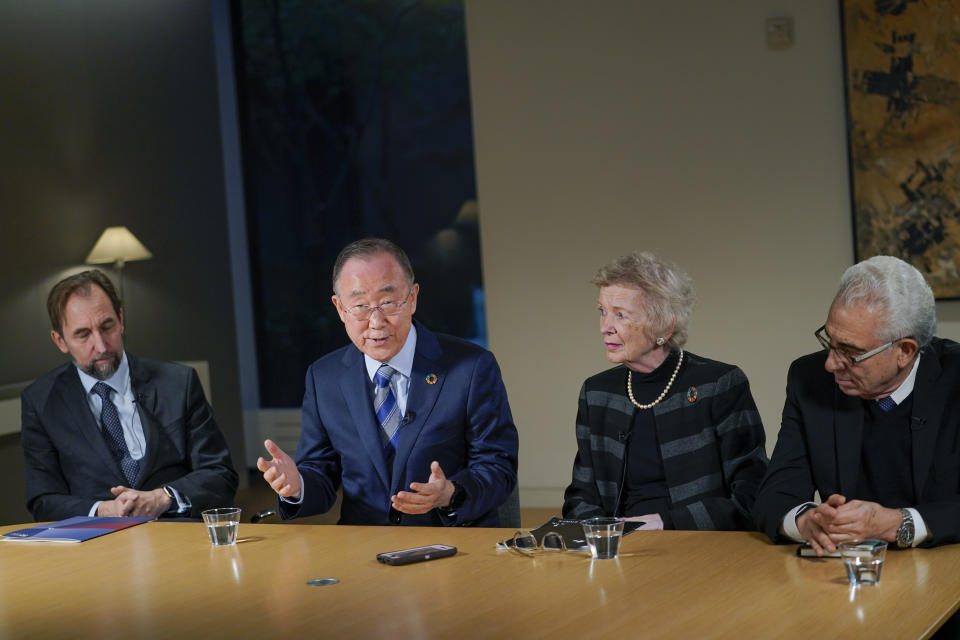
754;255;960;553
257;238;518;526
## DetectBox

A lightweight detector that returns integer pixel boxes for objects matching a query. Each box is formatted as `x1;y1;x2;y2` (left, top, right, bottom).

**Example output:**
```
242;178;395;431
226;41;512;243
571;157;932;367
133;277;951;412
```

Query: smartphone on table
376;544;458;566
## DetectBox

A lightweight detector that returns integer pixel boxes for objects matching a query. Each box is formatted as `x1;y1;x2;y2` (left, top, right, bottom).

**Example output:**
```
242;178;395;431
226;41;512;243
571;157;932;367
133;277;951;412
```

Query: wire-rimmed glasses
344;288;414;321
814;325;900;366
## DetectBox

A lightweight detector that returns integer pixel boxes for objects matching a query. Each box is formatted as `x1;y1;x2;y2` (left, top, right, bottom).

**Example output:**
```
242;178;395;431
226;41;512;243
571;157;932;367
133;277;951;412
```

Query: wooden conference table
0;521;957;639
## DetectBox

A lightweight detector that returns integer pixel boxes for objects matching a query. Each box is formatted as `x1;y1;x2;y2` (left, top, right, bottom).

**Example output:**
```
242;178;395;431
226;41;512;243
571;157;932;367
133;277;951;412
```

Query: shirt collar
76;351;131;398
364;324;417;381
887;353;921;406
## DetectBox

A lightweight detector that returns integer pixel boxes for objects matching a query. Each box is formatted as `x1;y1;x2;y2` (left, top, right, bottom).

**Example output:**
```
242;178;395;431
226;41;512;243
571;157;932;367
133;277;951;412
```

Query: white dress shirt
77;351;146;460
77;352;189;516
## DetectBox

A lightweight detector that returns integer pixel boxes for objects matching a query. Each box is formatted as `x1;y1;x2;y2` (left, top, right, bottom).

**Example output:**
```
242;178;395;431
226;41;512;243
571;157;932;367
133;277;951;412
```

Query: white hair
592;251;695;349
834;255;936;347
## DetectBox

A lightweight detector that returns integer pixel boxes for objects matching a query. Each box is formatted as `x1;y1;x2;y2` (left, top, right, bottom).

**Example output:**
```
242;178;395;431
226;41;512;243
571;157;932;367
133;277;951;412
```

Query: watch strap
438;482;465;513
162;485;178;513
896;508;915;548
794;502;816;523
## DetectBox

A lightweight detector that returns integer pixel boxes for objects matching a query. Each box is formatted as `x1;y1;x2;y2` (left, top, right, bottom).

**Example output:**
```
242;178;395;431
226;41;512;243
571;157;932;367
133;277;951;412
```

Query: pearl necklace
627;349;684;410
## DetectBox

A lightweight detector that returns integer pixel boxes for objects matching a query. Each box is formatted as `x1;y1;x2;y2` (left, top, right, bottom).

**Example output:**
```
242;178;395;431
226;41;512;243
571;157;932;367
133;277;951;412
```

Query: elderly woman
562;252;768;530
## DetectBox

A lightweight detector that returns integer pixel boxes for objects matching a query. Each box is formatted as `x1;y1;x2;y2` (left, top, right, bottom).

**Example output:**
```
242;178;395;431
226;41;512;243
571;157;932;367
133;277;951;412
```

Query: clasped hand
97;486;171;517
797;493;902;556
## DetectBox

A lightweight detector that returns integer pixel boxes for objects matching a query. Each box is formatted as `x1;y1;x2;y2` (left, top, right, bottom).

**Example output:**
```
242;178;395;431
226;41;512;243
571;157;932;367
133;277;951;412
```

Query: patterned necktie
92;381;140;484
373;364;402;459
876;396;897;412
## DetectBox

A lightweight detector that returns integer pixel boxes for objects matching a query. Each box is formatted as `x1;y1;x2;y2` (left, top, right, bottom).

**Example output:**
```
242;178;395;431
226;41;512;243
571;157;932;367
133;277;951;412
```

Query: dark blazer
21;356;238;521
279;322;518;526
562;353;768;530
753;338;960;547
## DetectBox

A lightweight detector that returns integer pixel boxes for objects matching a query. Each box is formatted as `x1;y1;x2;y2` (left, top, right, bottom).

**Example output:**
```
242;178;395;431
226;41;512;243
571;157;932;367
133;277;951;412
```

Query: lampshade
85;226;153;268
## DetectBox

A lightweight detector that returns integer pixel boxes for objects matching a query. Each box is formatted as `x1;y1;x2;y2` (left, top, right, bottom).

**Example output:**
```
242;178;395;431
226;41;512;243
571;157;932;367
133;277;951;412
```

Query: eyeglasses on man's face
814;325;899;367
344;288;413;321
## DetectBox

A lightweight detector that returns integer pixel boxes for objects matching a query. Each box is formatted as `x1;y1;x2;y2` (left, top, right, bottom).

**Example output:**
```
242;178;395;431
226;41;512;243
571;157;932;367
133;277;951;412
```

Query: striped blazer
562;352;768;530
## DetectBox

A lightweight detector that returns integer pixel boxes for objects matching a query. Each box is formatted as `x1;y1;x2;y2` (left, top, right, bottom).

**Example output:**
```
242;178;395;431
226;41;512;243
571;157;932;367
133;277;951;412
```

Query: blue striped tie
374;365;402;458
92;382;140;484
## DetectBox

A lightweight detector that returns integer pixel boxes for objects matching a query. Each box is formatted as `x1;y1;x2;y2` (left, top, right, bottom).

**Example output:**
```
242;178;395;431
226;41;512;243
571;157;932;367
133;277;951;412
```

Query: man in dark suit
21;270;237;521
754;256;960;554
257;238;518;526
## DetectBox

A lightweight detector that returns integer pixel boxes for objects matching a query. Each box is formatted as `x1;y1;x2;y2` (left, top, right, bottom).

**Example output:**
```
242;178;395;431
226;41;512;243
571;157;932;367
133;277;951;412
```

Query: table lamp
85;226;153;297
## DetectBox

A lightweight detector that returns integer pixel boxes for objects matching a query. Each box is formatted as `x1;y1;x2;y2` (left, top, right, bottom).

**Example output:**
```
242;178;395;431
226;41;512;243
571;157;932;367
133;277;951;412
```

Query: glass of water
202;508;242;546
581;517;625;559
839;539;887;586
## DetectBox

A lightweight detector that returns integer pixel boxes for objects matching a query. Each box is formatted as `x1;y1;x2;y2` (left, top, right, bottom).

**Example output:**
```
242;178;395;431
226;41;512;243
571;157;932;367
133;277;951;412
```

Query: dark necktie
92;381;140;484
373;365;402;459
876;396;897;412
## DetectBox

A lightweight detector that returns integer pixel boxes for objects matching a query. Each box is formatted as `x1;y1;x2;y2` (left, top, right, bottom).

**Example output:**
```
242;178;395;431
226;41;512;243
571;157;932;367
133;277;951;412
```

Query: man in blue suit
258;238;518;526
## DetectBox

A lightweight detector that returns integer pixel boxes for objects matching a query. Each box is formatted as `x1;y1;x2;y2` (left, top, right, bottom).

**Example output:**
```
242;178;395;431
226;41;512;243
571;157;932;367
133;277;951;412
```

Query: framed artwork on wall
840;0;960;298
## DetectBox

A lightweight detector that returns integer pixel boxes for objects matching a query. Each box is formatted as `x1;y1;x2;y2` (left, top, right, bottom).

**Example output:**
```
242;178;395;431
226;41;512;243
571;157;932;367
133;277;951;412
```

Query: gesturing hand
256;439;302;498
390;461;456;514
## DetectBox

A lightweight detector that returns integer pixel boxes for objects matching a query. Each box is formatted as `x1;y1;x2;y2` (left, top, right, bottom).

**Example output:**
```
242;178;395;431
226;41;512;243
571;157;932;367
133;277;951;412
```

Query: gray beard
80;353;121;381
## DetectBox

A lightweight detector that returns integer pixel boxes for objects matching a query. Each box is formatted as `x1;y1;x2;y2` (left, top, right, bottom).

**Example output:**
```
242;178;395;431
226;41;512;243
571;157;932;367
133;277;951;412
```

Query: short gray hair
592;251;695;349
834;255;936;347
331;238;415;295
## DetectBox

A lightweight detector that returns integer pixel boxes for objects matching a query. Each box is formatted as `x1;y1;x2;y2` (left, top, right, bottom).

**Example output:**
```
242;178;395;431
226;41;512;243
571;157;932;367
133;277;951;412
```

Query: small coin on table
306;578;339;586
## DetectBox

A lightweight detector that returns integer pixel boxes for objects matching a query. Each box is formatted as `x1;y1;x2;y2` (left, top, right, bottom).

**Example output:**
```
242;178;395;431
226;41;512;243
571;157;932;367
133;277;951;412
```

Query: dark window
232;0;484;406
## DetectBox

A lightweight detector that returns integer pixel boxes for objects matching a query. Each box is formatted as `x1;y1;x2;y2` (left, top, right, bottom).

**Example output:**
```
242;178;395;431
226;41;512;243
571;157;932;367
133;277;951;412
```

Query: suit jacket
280;322;518;526
21;356;238;521
753;338;960;547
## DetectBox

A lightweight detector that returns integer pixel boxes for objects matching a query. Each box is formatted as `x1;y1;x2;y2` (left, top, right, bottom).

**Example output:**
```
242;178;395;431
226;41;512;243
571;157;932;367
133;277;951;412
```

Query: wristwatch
795;502;816;523
896;508;915;548
438;482;465;514
162;485;177;511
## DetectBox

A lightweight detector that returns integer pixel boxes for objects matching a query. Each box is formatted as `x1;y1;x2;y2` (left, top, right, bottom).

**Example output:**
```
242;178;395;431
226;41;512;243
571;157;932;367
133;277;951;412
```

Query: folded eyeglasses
509;530;568;556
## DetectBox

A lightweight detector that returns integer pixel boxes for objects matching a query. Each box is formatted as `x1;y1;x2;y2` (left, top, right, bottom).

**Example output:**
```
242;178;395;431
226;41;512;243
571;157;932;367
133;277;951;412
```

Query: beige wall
466;0;960;508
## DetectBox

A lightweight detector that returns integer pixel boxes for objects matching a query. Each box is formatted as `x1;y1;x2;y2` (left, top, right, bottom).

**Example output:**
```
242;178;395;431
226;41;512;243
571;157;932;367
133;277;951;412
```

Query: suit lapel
338;348;391;492
833;387;863;496
129;357;159;488
908;347;943;501
391;326;444;488
52;365;127;485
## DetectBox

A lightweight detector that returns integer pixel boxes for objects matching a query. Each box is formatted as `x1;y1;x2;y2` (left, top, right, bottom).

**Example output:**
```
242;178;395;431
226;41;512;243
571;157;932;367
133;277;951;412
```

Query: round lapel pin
686;386;698;403
425;373;438;385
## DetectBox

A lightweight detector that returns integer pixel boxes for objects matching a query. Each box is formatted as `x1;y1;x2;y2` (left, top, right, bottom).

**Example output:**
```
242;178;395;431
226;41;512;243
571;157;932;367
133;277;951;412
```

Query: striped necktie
92;381;140;484
373;365;403;458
